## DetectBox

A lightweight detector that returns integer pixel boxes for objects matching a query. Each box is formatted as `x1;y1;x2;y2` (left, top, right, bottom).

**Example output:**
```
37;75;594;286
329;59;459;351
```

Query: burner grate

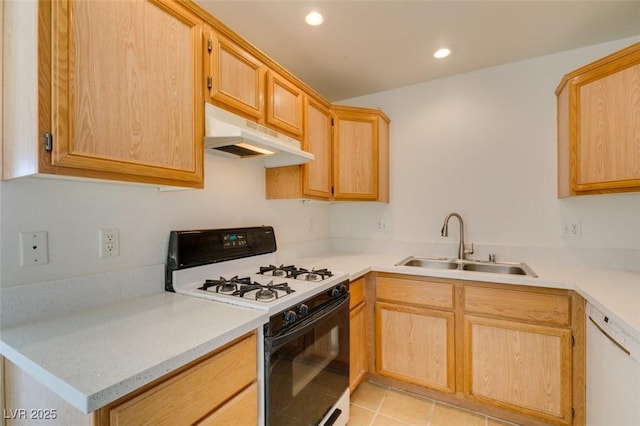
232;281;295;301
292;268;334;281
199;276;252;293
258;264;297;277
258;265;334;281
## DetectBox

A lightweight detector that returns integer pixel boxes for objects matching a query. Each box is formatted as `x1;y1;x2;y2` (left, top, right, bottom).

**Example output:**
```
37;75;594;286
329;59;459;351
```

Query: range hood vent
204;103;314;167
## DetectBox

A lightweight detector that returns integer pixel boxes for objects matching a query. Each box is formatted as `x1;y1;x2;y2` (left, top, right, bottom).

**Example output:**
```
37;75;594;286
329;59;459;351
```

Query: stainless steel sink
460;262;532;275
395;256;537;277
401;257;459;270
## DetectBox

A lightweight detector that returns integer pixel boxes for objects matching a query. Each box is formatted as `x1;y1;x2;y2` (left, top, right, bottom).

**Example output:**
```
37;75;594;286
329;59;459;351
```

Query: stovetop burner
235;281;294;301
258;264;297;277
199;277;295;302
258;265;334;281
293;268;333;282
198;276;252;294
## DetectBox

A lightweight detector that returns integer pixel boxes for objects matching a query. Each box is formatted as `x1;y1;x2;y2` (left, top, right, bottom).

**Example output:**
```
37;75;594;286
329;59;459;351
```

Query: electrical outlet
20;231;49;266
561;220;581;237
100;229;120;258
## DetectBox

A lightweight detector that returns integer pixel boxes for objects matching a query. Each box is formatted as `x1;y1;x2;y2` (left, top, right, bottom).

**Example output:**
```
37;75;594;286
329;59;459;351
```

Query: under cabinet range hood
204;103;314;167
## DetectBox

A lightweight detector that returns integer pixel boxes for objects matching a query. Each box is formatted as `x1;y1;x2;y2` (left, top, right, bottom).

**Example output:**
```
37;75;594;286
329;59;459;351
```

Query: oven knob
331;285;347;297
284;310;297;324
298;304;309;316
330;286;343;297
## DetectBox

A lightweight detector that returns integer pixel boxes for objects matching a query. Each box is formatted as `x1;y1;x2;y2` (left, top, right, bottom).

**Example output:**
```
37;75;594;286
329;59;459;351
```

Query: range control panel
223;232;247;249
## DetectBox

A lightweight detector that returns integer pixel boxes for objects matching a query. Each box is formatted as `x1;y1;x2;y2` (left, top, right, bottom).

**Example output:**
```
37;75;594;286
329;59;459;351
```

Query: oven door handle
270;295;349;349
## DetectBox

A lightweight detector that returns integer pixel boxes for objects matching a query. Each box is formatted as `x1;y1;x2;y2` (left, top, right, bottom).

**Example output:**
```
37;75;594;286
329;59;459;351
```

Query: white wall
2;37;640;290
0;155;331;288
331;37;640;262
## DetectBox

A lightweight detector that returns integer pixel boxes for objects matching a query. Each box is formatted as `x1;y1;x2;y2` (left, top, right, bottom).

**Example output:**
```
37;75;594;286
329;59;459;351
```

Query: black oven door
265;295;350;425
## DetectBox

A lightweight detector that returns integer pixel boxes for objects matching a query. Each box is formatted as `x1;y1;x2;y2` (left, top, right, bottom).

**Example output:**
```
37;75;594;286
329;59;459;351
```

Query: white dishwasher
586;303;640;426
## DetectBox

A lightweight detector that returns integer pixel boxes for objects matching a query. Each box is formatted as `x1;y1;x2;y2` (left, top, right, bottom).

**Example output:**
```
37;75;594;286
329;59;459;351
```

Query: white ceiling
197;1;640;102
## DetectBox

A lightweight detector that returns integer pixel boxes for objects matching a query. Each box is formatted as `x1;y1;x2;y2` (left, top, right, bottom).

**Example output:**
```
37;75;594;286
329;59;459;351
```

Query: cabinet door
303;97;332;198
49;0;203;187
350;302;367;392
208;30;265;120
557;42;640;196
266;70;304;137
576;62;640;191
464;315;572;424
332;110;379;200
375;302;455;393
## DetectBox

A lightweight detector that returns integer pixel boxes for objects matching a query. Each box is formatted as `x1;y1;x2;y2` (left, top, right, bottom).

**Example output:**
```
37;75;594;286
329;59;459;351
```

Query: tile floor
348;381;520;426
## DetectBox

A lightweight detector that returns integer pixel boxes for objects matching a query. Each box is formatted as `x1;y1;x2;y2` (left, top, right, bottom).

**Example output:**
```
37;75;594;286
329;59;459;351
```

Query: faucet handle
488;253;496;262
464;243;474;256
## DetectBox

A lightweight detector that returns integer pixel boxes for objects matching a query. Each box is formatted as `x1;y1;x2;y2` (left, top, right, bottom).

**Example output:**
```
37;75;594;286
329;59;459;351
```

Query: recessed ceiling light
434;48;451;59
305;11;324;26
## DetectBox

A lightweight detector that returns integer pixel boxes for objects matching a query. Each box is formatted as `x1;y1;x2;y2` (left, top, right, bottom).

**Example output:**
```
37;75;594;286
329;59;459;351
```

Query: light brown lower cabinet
374;275;456;393
369;273;585;426
376;302;455;393
195;382;258;426
2;331;258;426
96;331;258;425
349;277;368;392
464;315;573;424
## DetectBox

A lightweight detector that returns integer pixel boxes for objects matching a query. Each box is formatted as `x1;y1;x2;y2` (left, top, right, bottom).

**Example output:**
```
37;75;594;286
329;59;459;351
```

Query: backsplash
0;155;331;289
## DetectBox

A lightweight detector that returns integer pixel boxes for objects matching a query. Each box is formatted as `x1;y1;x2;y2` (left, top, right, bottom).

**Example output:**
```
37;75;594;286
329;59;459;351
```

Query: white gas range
168;252;349;314
166;226;350;426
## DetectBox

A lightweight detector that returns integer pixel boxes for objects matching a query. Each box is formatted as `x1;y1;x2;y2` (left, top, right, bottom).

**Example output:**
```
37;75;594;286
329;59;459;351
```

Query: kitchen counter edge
0;292;268;413
297;252;640;341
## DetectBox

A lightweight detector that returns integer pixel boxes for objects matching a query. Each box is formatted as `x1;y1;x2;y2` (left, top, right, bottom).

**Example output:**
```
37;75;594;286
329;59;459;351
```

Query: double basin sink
396;256;537;277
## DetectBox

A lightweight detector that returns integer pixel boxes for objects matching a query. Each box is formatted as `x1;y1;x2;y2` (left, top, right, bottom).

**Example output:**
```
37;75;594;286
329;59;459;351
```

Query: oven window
292;325;340;396
267;302;349;425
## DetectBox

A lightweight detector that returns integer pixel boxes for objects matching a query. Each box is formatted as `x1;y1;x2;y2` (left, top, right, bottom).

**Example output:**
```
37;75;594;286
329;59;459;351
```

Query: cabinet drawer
350;277;365;309
109;332;257;426
376;276;453;310
464;286;570;326
196;382;258;426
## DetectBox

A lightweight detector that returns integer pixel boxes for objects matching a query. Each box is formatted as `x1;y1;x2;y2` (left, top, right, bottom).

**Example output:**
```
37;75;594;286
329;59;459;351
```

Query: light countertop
0;251;637;415
0;292;268;413
296;251;640;341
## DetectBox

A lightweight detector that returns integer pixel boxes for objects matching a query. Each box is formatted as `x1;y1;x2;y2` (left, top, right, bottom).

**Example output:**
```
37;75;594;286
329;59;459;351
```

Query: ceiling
197;1;640;102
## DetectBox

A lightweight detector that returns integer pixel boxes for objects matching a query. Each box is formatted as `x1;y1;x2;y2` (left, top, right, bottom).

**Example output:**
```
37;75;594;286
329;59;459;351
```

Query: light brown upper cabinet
332;106;390;202
265;95;332;200
205;29;305;141
206;29;266;120
266;70;305;138
3;0;205;188
304;97;333;198
556;42;640;197
266;104;390;201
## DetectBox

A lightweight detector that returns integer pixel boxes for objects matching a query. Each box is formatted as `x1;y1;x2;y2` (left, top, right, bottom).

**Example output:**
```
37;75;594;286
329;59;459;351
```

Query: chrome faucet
441;212;473;260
